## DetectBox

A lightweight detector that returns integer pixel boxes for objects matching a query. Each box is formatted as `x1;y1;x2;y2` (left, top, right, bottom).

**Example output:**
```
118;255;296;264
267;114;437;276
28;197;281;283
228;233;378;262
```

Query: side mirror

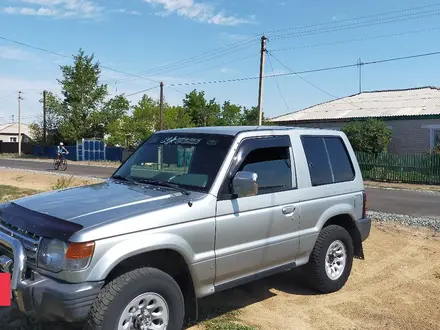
232;171;258;198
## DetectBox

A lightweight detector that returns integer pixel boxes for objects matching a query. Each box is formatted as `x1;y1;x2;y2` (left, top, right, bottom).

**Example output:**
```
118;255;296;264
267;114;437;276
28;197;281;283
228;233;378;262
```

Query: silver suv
0;126;371;330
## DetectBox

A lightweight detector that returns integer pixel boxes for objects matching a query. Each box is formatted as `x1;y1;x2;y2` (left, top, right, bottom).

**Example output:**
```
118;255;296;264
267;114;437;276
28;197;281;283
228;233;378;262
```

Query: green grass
0;185;38;203
200;310;257;330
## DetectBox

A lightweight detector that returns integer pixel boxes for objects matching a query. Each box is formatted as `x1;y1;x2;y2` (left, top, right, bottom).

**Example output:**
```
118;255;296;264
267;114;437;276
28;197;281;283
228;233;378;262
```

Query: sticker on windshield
206;140;218;146
160;136;202;145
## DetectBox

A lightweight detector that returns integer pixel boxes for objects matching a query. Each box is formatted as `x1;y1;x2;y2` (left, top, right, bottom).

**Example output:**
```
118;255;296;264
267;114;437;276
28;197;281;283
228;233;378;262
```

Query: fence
0;142;33;154
356;152;440;185
32;145;124;162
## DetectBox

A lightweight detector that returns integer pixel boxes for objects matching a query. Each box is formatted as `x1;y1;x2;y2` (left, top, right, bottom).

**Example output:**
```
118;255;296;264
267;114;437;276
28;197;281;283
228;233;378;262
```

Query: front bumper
0;231;104;322
15;272;104;322
355;217;371;242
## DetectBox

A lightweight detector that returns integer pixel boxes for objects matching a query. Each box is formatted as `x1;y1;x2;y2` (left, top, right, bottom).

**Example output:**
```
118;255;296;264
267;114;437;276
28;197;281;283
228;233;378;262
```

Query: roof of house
269;86;440;122
0;123;33;137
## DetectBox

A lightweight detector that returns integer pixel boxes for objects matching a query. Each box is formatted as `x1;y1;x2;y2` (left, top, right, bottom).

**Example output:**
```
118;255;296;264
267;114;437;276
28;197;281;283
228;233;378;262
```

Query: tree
130;95;160;143
241;106;265;125
218;101;242;126
183;89;220;127
105;115;134;147
163;105;194;130
90;94;130;139
342;119;392;154
43;49;130;144
30;92;63;145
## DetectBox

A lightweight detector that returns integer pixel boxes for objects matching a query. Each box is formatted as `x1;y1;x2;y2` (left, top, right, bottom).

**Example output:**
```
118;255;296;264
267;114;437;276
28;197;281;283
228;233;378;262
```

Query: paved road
0;158;115;178
1;159;439;218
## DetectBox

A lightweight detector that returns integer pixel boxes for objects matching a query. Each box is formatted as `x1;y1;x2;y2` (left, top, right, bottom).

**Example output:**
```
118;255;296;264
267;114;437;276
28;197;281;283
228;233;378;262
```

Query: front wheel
305;225;354;293
60;158;67;171
86;267;185;330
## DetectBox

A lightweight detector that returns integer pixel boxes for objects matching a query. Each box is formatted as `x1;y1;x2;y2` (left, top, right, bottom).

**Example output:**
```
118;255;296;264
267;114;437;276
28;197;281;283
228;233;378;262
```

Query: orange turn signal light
66;242;95;259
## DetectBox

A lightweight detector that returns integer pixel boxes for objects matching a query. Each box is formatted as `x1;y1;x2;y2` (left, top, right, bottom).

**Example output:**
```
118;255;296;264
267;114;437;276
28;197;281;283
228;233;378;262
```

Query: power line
269;10;440;40
0;91;16;101
267;53;290;111
108;40;259;85
266;2;440;34
271;26;440;52
111;3;440;85
151;49;440;88
125;85;159;97
267;51;360;111
0;35;160;83
116;38;259;79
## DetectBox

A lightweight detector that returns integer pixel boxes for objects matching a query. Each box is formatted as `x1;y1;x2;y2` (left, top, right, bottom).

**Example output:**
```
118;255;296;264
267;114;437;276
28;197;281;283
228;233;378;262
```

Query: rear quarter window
301;135;355;186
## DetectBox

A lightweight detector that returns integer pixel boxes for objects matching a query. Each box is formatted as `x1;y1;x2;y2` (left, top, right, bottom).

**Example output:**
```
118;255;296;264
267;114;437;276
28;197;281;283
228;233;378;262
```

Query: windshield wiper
135;178;191;195
112;175;137;185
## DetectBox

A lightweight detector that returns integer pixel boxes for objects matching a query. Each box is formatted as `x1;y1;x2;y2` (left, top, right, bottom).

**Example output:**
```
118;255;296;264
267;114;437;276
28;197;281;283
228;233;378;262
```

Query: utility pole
357;58;363;94
12;115;14;123
43;90;47;145
18;91;23;156
159;82;164;131
257;35;267;126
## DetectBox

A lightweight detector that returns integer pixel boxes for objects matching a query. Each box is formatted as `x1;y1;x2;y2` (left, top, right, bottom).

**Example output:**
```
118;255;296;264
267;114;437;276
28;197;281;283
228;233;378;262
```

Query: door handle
282;205;296;215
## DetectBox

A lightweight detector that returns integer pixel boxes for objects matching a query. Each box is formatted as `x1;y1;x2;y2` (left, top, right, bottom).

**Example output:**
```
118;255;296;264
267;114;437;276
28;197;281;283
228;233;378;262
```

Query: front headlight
38;238;95;273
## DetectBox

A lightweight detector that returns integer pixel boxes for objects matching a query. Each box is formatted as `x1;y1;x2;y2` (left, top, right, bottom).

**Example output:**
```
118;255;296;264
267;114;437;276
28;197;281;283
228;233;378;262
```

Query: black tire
305;225;354;294
53;158;59;170
60;159;67;171
86;267;185;330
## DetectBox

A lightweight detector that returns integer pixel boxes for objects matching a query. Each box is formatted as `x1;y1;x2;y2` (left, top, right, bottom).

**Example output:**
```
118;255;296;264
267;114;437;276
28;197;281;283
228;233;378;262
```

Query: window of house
301;136;355;186
9;137;17;142
238;146;293;195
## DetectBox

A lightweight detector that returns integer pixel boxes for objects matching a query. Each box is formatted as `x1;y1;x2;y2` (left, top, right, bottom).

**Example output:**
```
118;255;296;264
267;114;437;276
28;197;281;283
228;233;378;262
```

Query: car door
214;135;300;288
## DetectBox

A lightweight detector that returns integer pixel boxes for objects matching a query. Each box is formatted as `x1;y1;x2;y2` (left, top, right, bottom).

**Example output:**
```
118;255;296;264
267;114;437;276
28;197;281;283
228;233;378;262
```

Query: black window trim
218;135;295;201
300;134;356;187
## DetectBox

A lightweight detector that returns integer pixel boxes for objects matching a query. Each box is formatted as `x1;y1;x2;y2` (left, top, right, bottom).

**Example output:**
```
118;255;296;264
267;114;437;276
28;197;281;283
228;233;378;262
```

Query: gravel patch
368;210;440;232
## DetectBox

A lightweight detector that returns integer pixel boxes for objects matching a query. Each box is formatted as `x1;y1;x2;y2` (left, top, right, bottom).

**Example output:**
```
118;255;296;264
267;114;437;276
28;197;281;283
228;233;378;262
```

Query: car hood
9;180;204;231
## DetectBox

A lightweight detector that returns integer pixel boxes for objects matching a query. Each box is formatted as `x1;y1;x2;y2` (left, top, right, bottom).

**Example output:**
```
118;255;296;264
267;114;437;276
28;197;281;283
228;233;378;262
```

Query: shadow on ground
0;269;318;330
187;268;318;328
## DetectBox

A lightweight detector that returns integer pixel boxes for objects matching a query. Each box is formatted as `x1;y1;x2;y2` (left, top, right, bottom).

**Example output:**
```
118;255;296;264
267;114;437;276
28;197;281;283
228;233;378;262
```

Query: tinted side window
301;135;355;186
301;136;333;186
325;137;355;182
239;147;292;195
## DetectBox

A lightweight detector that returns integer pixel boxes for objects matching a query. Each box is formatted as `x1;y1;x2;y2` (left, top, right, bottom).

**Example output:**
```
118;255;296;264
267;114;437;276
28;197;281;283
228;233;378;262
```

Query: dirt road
0;209;439;329
190;222;440;330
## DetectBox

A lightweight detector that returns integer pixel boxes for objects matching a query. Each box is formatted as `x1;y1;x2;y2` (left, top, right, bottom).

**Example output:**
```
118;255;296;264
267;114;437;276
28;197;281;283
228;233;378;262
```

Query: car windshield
113;132;234;193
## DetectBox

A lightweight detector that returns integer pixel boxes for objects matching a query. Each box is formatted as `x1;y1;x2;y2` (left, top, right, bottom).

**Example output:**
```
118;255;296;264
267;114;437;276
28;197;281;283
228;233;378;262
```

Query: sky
1;0;440;125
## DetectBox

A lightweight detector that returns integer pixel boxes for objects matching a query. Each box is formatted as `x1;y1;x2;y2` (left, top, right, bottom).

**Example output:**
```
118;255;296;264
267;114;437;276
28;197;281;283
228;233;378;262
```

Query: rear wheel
53;157;60;170
305;225;354;293
86;267;184;330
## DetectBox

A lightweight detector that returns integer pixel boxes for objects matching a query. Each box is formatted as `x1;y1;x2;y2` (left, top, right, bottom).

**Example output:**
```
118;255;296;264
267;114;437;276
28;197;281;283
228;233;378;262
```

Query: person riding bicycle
57;142;69;160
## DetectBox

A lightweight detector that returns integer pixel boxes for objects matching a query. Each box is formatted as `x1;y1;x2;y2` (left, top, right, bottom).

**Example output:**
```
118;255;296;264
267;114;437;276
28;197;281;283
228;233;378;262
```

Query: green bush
342;119;392;154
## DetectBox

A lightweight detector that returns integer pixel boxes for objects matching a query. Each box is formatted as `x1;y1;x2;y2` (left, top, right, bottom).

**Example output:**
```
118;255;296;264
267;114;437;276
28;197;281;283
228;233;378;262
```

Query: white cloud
0;46;38;61
3;0;104;19
113;8;142;16
144;0;253;25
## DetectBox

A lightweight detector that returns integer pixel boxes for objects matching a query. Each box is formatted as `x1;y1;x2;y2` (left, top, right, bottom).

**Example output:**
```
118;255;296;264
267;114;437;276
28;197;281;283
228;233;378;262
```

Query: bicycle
53;154;68;171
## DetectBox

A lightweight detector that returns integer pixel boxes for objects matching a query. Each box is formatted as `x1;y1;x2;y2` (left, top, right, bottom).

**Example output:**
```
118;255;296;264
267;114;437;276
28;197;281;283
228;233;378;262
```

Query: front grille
0;219;41;266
